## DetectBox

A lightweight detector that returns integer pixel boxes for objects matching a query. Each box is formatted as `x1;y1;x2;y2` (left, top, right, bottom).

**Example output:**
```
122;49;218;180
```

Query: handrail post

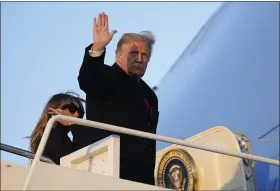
23;116;57;190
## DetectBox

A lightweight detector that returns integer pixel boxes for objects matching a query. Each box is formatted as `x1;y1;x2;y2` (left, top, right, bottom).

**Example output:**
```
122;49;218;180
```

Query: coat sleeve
78;44;114;99
36;123;73;165
70;124;93;150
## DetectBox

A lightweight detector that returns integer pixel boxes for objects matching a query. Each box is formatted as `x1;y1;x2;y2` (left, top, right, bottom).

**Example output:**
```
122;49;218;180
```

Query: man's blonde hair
116;31;155;54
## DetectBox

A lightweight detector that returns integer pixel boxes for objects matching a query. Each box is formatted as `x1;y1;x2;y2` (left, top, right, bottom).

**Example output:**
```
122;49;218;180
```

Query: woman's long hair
28;92;85;153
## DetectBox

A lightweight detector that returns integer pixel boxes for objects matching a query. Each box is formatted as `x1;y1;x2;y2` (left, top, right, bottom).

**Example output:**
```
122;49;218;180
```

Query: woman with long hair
29;92;85;165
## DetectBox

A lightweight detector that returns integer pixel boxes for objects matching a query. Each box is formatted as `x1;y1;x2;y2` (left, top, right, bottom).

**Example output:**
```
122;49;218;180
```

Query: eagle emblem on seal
157;149;197;191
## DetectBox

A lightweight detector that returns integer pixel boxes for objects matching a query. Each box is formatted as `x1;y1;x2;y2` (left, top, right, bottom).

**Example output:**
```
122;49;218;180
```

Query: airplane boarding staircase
1;115;279;190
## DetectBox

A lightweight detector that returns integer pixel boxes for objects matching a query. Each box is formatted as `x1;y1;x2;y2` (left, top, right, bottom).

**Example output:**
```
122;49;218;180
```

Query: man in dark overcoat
72;12;159;185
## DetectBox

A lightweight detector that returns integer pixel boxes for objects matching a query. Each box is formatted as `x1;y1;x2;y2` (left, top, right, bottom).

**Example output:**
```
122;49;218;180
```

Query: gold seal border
157;149;197;191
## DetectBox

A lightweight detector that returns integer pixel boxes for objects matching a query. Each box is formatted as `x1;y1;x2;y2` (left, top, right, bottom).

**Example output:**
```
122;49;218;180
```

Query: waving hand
92;12;117;51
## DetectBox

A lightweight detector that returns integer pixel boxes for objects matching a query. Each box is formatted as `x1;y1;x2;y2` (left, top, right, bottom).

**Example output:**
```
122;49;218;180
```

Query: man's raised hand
92;12;117;51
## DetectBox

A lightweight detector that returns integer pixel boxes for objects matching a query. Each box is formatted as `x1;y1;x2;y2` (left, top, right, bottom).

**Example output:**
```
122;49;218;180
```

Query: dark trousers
119;159;155;185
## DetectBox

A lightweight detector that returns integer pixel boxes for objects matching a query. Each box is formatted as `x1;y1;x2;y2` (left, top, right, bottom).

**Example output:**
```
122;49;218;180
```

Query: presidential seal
157;149;197;191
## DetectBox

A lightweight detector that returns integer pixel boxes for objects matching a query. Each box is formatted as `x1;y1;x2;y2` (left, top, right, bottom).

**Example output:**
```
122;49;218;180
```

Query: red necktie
144;98;151;113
